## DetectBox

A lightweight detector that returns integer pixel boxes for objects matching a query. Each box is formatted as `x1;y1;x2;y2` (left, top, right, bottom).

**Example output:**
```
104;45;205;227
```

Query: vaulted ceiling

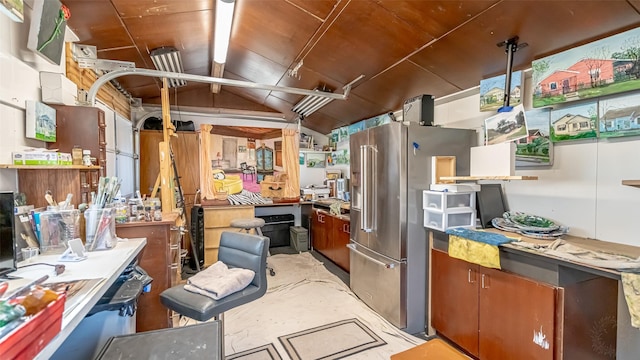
63;0;640;134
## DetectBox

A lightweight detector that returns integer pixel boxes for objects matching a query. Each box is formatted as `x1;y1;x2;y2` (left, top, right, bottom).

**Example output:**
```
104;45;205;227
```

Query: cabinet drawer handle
468;269;474;283
481;274;487;289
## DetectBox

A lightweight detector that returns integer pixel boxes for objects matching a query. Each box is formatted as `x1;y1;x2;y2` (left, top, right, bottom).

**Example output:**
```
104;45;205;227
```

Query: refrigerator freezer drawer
348;243;406;329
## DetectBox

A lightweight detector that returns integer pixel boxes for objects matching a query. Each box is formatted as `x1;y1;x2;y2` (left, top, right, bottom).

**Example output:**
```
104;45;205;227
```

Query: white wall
0;5;70;192
434;72;640;246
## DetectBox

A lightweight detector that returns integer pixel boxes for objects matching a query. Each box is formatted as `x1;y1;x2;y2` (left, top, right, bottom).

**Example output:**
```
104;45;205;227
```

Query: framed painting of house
598;92;640;138
484;104;528;145
532;26;640;108
480;71;523;112
550;101;598;142
515;108;553;167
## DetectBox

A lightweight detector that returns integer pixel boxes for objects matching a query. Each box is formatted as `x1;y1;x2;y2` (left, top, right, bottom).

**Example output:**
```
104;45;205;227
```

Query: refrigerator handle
360;145;371;232
347;244;397;268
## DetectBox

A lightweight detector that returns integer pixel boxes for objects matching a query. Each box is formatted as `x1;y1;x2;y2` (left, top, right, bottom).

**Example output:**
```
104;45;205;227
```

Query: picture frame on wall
484;104;528;145
479;71;523;112
532;26;640;108
305;152;326;168
598;92;640;138
0;0;24;22
27;0;68;66
515;108;553;168
25;100;56;142
549;101;598;142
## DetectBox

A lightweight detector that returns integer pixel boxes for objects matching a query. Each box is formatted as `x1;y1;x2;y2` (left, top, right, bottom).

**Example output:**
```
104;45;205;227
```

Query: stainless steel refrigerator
349;122;475;334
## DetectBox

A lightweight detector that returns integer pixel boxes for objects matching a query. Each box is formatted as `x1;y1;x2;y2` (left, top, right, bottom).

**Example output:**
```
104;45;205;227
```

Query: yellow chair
212;169;243;195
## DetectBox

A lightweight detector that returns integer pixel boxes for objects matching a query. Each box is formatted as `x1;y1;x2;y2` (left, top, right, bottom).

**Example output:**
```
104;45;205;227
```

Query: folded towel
185;261;255;300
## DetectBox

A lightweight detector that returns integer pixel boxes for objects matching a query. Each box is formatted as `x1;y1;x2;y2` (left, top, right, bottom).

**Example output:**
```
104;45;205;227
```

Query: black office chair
160;231;269;359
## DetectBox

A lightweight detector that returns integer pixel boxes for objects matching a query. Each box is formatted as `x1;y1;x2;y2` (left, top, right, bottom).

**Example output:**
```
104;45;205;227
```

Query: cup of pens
84;207;116;251
84;176;121;251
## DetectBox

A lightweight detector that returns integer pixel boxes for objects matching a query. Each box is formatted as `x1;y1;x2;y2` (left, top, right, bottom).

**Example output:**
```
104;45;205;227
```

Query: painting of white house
598;92;640;138
549;101;598;142
485;104;528;145
515;108;553;167
480;71;522;112
532;26;640;108
25;100;56;142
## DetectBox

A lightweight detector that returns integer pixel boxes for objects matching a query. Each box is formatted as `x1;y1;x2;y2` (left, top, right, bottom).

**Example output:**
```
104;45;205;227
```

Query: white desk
5;238;146;360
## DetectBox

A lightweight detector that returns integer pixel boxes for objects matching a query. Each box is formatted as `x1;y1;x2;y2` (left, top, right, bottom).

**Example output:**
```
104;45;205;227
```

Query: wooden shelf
0;164;101;170
622;180;640;187
440;175;539;181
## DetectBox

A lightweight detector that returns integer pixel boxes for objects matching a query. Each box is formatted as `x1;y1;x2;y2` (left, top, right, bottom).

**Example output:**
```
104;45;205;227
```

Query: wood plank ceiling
63;0;640;135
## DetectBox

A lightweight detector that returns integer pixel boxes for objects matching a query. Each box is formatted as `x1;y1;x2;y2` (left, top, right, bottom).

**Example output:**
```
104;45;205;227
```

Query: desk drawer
204;206;254;227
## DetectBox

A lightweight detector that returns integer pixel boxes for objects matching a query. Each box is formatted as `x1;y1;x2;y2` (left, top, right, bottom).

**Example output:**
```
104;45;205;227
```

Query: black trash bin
257;214;295;247
50;261;152;360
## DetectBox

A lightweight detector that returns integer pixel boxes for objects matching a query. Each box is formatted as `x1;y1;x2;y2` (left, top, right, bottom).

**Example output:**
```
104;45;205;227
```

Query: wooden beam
210;62;225;93
160;78;175;212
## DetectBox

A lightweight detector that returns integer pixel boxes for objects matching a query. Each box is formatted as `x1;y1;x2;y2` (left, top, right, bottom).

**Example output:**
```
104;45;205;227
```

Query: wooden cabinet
431;249;560;360
312;208;350;272
116;213;180;332
48;105;107;176
203;205;254;266
13;166;101;208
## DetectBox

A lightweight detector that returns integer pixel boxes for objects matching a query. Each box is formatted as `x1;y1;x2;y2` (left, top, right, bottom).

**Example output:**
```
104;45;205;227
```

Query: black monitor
476;184;509;228
0;192;16;277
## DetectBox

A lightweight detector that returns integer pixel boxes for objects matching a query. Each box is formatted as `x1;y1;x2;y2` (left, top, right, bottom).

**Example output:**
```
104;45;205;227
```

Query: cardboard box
40;72;78;105
12;152;56;165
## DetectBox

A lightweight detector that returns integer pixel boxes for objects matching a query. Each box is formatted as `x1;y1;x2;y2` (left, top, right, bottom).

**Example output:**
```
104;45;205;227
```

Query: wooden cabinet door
311;209;329;253
479;267;558;360
431;249;480;356
332;216;350;272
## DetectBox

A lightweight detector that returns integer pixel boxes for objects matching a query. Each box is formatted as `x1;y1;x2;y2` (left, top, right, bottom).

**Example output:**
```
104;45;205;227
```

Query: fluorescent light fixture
214;0;235;64
292;88;335;117
150;46;187;88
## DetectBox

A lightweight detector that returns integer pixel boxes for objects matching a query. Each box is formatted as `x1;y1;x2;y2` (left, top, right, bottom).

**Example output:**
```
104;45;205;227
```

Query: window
557;124;566;131
605;120;613;128
580;121;589;128
549;82;557;90
275;141;282;167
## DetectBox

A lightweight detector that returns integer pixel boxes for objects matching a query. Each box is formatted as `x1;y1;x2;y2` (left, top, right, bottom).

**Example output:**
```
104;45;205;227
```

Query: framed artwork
305;152;326;168
598;92;640;138
338;126;349;142
27;0;68;66
25;100;56;142
532;26;640;108
484;104;528;145
479;71;522;112
348;121;365;135
0;0;24;22
365;113;393;129
550;101;598;142
332;149;349;165
515;108;553;168
238;145;247;153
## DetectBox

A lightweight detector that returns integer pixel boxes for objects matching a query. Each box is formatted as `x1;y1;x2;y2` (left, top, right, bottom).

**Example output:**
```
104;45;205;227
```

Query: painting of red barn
532;26;640;108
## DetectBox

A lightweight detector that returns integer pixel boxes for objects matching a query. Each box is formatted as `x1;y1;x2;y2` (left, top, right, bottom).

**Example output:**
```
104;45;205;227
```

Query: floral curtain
282;128;300;199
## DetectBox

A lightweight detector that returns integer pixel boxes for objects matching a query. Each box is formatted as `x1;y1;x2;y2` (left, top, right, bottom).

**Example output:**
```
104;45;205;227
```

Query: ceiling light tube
214;0;235;64
150;47;186;87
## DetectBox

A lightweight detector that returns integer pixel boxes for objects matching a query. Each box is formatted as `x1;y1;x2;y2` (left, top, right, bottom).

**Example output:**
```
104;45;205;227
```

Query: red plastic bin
0;293;66;360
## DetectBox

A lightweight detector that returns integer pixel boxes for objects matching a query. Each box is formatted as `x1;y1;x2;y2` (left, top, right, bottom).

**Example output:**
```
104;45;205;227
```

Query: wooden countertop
313;199;350;211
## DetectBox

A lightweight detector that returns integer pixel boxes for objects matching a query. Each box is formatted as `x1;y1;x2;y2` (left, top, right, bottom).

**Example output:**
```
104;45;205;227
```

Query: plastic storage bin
423;190;475;212
423;208;476;232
